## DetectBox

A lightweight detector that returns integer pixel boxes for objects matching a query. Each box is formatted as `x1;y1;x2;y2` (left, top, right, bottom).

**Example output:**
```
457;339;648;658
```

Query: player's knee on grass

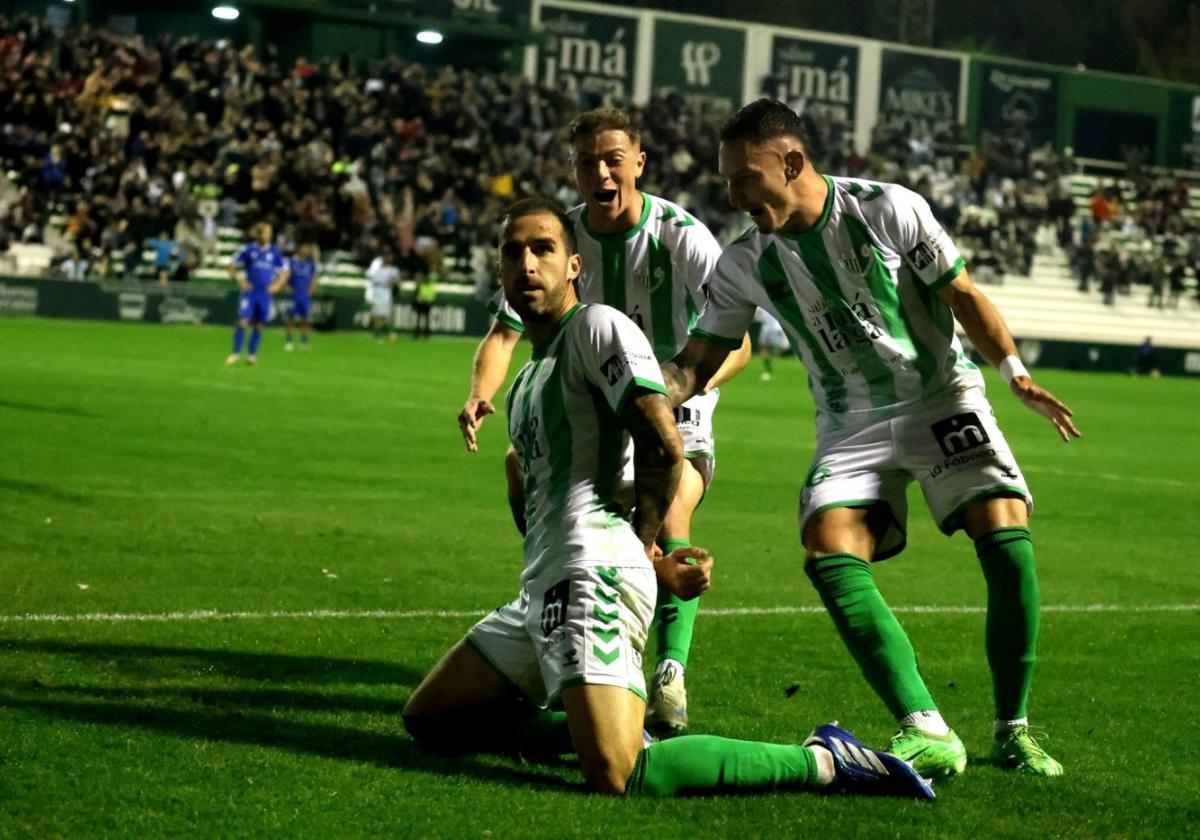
578;748;638;795
562;684;644;795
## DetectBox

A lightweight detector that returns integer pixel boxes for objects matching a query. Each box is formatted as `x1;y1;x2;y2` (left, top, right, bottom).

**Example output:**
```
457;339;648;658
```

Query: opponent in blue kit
283;242;320;351
226;223;288;365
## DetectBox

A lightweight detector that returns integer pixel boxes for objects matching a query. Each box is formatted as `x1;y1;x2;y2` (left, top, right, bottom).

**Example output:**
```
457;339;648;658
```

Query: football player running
660;99;1079;779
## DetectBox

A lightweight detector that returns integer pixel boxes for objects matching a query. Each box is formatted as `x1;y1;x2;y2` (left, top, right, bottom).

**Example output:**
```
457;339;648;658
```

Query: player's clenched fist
654;546;713;601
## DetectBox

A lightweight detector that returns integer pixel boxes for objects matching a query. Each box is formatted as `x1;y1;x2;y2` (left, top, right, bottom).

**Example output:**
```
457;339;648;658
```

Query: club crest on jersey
836;243;874;276
633;265;668;293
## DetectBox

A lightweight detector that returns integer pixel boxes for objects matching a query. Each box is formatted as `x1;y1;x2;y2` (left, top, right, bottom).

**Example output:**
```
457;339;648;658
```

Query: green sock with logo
654;538;700;668
976;526;1040;721
627;735;818;797
806;552;937;718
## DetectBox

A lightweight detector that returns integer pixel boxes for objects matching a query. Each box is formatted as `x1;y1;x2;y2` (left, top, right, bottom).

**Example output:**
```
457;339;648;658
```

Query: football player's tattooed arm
703;333;753;392
939;271;1080;441
624;391;683;549
661;337;731;407
458;321;522;451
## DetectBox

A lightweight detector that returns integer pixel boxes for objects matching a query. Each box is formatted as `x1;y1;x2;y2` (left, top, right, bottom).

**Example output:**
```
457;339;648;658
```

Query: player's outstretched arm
625;391;684;550
702;333;753;393
938;271;1081;441
661;337;732;408
458;320;522;451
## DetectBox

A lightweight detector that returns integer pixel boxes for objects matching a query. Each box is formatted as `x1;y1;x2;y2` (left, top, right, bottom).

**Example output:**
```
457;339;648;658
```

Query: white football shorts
466;563;655;707
676;389;719;484
369;285;393;318
799;386;1032;560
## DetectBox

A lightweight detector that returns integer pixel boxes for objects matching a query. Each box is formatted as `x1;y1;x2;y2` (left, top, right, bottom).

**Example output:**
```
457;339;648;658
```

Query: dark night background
620;0;1200;85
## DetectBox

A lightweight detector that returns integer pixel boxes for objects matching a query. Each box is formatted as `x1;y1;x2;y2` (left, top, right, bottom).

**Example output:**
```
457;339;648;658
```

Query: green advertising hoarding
538;4;639;103
0;277;494;336
878;48;961;137
768;36;858;128
1167;88;1200;170
651;19;745;110
976;60;1060;147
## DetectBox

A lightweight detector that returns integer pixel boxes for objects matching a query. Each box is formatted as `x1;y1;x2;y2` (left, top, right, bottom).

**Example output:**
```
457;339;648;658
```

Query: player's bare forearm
458;322;521;451
937;271;1018;368
627;392;684;547
662;337;729;407
660;362;698;408
703;333;752;392
939;271;1080;440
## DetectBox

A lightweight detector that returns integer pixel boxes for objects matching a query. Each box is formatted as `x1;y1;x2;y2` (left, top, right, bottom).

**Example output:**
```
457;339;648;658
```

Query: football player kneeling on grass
402;197;934;800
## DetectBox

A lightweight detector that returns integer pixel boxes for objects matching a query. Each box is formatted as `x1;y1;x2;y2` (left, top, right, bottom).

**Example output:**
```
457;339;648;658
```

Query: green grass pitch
1;318;1198;837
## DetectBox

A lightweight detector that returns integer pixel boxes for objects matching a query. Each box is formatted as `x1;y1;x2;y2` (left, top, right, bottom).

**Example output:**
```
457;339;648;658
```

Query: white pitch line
1022;465;1189;488
0;603;1195;625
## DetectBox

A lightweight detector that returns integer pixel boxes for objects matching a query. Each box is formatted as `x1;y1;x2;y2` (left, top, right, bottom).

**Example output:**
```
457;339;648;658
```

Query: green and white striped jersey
694;176;980;434
490;193;723;362
506;303;668;585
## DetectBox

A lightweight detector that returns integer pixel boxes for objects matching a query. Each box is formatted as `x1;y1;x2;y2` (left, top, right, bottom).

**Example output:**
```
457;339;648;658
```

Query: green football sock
763;356;774;374
806;553;936;719
976;527;1040;721
627;735;818;797
654;538;700;668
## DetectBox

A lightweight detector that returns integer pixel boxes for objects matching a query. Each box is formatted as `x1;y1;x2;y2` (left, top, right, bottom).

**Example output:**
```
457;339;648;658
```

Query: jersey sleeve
487;289;525;333
884;188;965;290
576;306;668;415
690;248;757;349
232;245;249;268
678;217;723;307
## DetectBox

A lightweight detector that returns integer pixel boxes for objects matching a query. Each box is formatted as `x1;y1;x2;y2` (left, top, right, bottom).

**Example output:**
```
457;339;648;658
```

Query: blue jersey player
226;223;288;365
283;242;320;351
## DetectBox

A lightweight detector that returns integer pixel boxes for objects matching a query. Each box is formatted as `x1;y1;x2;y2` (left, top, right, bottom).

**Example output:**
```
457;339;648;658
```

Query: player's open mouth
593;189;618;205
748;205;765;218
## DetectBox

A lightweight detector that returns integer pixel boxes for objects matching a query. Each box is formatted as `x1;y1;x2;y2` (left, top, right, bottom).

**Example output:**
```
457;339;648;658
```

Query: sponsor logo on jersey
541;580;570;636
810;298;884;354
600;353;627;385
513;415;545;473
907;240;937;270
930;411;991;457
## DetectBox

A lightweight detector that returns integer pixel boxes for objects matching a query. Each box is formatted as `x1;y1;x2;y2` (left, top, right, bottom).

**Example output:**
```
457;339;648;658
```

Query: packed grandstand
1;10;1198;340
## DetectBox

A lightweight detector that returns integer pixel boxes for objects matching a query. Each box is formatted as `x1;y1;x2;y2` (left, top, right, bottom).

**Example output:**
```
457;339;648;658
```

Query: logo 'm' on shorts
540;580;569;636
930;411;991;457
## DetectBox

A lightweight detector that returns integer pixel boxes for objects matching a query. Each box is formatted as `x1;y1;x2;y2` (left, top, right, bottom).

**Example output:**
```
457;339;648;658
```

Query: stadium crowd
0;11;1196;306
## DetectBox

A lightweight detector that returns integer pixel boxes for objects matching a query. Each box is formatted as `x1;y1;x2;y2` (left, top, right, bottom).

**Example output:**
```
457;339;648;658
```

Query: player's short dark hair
568;108;641;147
720;98;810;147
499;197;577;254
